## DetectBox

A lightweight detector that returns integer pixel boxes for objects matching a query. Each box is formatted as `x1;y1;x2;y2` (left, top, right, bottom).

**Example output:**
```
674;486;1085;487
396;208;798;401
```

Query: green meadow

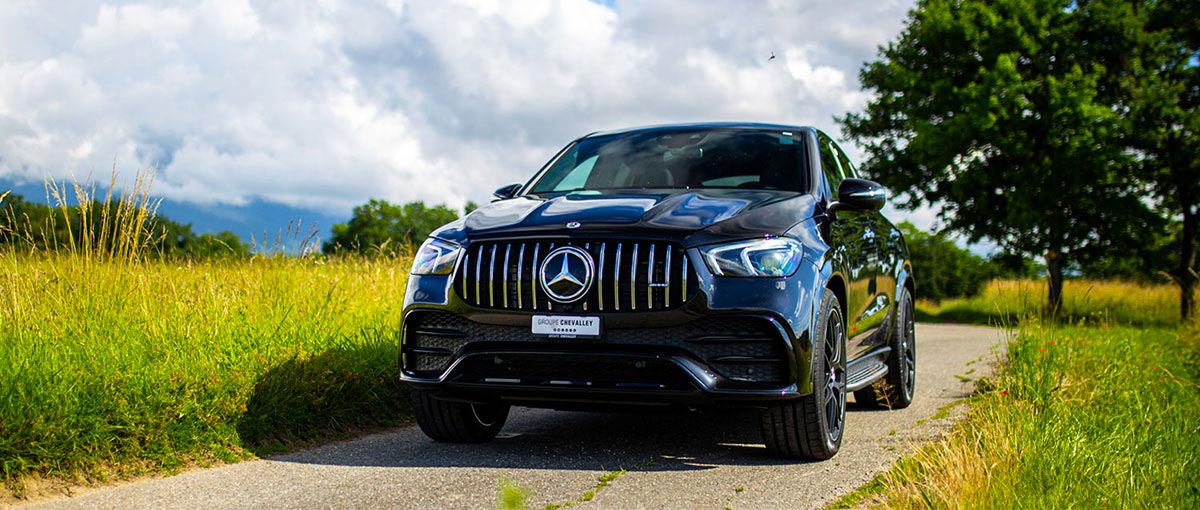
1;197;414;497
1;253;413;495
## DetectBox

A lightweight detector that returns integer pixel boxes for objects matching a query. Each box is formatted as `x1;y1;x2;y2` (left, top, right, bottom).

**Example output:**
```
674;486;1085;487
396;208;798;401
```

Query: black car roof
582;122;818;140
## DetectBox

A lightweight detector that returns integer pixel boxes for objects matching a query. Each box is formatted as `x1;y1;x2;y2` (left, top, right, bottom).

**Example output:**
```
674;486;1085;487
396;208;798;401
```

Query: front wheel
410;389;510;443
760;289;847;460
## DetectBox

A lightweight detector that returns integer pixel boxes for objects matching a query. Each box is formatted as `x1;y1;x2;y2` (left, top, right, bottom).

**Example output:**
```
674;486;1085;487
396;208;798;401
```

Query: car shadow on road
270;403;883;472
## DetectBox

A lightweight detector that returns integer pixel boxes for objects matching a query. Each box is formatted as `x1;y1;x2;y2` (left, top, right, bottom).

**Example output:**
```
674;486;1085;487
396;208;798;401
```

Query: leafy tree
1124;0;1200;318
1076;221;1175;282
840;0;1160;315
988;252;1043;280
898;222;993;301
186;231;251;259
323;199;460;255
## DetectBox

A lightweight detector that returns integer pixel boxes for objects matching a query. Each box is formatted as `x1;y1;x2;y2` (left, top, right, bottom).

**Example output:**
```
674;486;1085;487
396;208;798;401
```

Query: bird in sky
768;51;776;62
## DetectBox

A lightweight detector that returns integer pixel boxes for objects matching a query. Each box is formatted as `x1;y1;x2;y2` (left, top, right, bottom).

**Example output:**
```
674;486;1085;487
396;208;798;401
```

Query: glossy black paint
401;123;913;410
834;178;888;212
492;183;521;201
434;189;817;248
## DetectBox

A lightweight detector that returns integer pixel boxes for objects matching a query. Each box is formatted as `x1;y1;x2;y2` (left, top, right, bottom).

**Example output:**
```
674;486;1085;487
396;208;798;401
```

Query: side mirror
492;183;521;202
832;178;887;211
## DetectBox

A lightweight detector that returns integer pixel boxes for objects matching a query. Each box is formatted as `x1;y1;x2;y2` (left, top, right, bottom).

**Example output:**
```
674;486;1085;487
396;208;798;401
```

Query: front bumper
399;251;825;409
401;308;804;409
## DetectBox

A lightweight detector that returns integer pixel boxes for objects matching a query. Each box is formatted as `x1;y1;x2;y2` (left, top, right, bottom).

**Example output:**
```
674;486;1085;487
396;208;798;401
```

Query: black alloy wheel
760;289;847;459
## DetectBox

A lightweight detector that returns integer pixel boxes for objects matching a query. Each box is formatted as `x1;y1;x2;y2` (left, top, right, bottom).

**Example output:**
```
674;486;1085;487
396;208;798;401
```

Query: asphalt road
17;323;1004;510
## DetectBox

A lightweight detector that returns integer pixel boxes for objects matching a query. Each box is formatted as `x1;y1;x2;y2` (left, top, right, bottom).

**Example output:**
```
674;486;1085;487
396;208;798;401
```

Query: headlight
700;237;804;277
410;238;461;275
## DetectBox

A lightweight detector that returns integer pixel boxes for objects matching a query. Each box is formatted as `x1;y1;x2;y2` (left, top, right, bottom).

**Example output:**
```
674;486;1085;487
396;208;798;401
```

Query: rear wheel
855;286;916;409
760;289;847;459
410;389;510;442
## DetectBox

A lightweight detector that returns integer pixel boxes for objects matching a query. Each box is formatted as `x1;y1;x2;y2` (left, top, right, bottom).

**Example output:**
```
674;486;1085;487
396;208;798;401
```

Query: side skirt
846;346;892;393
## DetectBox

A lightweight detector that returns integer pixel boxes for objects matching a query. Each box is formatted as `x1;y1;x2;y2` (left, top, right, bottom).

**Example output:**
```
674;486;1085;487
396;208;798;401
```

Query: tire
410;388;510;443
760;289;847;460
855;286;916;409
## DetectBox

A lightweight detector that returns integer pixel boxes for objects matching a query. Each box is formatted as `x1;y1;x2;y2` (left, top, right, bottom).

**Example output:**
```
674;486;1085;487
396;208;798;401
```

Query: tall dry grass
1;169;164;261
916;278;1181;328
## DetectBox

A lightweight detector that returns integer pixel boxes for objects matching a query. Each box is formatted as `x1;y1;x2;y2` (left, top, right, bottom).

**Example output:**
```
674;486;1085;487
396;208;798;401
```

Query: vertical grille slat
647;244;656;307
488;245;497;308
502;244;511;309
614;243;623;312
474;246;483;306
681;248;689;300
461;250;470;300
630;243;639;311
531;243;541;311
454;239;696;313
664;246;673;308
598;242;607;312
517;244;525;309
544;243;556;311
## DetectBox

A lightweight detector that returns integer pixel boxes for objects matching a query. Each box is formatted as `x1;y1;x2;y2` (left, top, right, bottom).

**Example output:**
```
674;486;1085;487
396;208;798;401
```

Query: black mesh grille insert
449;354;694;390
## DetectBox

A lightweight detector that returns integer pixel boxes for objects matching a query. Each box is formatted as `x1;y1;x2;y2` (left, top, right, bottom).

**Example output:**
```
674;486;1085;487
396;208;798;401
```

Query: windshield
528;128;809;195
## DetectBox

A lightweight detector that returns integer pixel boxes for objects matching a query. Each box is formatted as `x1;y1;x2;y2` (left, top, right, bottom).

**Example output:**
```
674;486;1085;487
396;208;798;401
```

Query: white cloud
0;0;916;215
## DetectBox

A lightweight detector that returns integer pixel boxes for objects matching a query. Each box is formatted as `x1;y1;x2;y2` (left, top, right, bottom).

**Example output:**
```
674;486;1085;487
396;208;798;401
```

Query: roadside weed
497;478;529;510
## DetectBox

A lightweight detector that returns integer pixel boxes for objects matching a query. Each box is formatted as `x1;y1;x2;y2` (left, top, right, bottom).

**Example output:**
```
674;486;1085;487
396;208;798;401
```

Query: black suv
400;123;915;459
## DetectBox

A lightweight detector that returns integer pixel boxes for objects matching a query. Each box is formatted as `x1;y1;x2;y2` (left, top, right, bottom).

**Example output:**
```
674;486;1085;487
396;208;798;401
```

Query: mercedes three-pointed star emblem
538;246;595;303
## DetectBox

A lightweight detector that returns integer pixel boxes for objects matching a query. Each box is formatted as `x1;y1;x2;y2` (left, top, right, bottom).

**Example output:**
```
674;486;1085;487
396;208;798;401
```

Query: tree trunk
1177;207;1198;320
1045;250;1064;319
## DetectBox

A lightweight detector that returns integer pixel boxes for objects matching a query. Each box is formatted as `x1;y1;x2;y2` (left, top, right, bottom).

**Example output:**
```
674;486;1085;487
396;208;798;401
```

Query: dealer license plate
531;315;601;339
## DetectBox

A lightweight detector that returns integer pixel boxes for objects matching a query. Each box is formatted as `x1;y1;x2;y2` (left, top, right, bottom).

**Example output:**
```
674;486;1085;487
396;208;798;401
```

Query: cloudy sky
0;0;935;236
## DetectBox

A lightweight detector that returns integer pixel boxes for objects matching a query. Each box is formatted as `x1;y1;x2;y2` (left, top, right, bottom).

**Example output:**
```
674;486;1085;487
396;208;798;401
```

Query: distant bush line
1;187;483;260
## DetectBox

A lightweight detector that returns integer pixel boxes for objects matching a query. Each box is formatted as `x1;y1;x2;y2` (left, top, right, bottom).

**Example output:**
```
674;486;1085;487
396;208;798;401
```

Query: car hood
433;189;819;247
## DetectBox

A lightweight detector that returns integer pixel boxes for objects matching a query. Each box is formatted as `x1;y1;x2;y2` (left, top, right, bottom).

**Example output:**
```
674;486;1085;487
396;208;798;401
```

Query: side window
831;140;858;179
818;133;845;199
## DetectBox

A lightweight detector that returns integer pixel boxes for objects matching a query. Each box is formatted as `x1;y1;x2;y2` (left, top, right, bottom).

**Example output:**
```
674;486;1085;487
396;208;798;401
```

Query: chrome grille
455;240;696;312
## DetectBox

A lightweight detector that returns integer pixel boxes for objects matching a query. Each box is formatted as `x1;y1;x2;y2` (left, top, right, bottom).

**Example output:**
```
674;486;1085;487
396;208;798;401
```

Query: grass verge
839;324;1200;509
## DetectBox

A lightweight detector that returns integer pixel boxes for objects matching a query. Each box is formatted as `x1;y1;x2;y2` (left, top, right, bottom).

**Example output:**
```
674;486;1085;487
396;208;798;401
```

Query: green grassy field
0;253;412;497
916;278;1181;328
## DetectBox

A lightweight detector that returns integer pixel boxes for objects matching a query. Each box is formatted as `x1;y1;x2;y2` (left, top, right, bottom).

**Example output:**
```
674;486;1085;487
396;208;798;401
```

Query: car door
832;140;894;354
817;132;877;361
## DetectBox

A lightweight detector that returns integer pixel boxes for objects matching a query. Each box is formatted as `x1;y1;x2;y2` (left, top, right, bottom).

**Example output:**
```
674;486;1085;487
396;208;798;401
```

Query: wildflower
1001;390;1009;396
1049;340;1057;345
1038;347;1046;353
